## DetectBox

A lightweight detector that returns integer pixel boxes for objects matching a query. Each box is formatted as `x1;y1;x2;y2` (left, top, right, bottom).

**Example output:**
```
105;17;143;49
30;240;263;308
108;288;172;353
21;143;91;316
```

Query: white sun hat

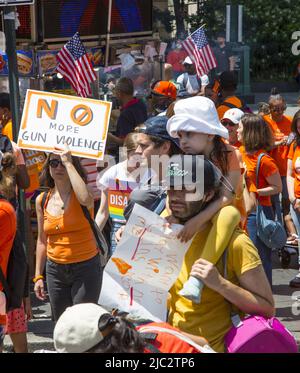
167;96;229;139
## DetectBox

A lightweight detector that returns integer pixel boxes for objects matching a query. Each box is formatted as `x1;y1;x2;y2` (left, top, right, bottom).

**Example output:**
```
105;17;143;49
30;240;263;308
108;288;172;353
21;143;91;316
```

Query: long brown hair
291;109;300;147
241;114;274;152
0;152;16;200
210;136;230;175
39;153;87;189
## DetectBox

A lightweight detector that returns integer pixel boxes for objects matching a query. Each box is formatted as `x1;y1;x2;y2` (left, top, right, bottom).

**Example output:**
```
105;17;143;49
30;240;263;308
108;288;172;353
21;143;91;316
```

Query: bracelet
33;275;44;283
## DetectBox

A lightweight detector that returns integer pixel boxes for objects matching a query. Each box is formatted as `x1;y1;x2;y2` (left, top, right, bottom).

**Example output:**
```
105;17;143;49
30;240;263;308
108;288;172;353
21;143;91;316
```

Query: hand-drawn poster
99;204;192;322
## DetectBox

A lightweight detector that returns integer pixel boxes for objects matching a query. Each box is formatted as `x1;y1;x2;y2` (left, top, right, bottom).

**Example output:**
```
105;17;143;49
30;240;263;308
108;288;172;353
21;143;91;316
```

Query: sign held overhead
17;90;111;160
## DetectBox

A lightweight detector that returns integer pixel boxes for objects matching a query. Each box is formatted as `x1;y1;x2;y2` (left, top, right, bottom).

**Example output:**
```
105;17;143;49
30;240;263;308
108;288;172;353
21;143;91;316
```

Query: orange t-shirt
2;120;13;141
239;146;279;206
217;97;244;120
287;142;300;198
42;191;98;264
0;199;16;325
263;114;292;176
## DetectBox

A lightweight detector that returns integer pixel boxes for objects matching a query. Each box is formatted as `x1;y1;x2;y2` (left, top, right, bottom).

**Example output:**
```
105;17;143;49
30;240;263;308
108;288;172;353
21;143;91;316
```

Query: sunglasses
222;120;237;127
49;159;65;169
271;106;286;112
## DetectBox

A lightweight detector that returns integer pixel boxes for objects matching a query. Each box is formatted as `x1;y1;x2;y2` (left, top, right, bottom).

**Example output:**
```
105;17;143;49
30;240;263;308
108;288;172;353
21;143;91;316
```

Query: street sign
0;0;34;6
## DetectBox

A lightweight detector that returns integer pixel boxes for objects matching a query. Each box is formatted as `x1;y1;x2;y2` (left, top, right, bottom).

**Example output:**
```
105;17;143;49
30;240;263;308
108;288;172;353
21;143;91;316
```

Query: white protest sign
17;90;112;160
99;204;192;322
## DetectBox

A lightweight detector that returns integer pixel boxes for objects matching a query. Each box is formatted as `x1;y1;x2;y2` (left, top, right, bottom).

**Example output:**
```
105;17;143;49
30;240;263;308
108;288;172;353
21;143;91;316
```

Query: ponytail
88;314;145;353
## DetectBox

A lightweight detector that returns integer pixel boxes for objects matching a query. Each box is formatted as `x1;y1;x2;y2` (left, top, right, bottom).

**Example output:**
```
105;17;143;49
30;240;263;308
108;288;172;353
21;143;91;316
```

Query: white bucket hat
167;96;229;139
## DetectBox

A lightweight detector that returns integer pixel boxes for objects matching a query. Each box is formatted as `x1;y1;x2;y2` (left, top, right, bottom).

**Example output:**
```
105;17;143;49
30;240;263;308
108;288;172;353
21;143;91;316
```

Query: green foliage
153;7;175;35
185;0;300;81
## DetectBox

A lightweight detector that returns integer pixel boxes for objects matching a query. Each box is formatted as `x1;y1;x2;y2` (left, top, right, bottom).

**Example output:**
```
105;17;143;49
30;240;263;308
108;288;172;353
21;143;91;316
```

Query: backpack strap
80;205;105;256
41;191;49;212
138;325;215;353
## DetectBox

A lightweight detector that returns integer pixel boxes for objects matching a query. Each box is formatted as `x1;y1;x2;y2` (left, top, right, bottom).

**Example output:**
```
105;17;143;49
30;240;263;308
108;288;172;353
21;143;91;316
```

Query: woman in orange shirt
263;89;296;243
33;148;103;322
238;114;282;285
0;151;17;352
287;110;300;287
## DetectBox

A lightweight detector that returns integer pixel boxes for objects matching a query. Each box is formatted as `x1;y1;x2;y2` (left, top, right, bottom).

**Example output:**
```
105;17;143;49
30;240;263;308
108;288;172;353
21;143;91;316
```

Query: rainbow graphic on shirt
107;179;133;222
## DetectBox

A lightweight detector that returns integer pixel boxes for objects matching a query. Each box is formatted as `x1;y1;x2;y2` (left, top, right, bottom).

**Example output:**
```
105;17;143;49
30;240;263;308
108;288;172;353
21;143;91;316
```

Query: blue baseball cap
139;115;180;148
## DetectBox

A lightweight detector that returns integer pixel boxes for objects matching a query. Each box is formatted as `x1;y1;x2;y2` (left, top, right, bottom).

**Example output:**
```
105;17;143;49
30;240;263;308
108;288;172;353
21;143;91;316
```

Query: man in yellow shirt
165;155;275;352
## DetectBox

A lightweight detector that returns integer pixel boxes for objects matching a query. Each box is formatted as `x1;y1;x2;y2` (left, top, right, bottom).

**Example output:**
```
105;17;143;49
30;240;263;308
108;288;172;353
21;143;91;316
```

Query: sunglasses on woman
49;159;65;168
271;106;286;113
221;120;237;127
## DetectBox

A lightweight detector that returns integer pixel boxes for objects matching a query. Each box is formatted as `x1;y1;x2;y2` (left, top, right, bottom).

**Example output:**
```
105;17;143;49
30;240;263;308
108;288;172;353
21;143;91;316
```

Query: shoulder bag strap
255;153;266;192
80;205;105;256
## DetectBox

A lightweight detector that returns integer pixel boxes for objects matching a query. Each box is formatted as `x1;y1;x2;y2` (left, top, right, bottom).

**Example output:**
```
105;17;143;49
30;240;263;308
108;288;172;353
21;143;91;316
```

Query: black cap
140;115;180;148
165;154;221;190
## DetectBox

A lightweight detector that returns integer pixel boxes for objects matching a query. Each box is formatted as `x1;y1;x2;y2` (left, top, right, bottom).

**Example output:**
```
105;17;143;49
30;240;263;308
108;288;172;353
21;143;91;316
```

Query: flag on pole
182;27;217;78
56;32;97;98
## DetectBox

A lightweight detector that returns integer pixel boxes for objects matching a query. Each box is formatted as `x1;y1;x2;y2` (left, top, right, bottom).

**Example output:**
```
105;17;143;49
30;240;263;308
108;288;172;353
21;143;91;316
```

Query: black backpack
0;197;28;312
0;134;13;154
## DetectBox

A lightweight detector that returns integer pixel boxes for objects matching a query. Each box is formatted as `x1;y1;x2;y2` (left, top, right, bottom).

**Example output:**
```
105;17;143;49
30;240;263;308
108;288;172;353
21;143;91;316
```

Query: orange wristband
33;275;44;283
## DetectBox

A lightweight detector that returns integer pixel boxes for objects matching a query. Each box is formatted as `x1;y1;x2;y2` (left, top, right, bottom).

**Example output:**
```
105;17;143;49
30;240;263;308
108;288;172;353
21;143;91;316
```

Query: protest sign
99;204;192;322
17;90;111;160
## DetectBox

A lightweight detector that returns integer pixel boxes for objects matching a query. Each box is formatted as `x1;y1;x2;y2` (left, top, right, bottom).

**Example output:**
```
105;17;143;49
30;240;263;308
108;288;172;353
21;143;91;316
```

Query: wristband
33;275;44;283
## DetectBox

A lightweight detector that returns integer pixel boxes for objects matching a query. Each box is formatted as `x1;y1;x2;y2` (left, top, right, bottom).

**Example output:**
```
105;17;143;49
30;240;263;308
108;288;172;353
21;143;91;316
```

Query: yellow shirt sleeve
228;229;262;278
201;205;240;263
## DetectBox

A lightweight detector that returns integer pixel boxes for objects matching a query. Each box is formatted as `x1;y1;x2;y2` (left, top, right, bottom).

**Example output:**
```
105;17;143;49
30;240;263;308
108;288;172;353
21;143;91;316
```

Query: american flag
182;27;217;78
56;32;97;97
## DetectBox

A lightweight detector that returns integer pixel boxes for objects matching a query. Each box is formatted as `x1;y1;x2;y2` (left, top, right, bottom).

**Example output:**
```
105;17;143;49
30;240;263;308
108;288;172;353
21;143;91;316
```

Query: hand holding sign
53;144;73;166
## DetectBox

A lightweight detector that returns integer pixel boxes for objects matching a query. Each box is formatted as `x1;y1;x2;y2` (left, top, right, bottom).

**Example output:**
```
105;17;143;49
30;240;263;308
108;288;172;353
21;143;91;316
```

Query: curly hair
0;152;16;199
87;314;145;353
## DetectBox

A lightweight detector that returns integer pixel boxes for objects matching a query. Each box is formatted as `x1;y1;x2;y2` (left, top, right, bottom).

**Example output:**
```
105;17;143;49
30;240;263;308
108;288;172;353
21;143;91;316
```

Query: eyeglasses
221;120;237;127
49;159;65;169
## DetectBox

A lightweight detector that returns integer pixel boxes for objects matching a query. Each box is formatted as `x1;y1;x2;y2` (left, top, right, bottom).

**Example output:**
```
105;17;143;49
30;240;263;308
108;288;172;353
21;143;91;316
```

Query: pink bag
225;315;298;353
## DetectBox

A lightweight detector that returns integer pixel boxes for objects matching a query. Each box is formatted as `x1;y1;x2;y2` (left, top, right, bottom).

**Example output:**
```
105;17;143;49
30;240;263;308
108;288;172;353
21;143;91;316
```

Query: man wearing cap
176;56;209;97
122;115;181;221
150;80;177;116
164;155;274;353
221;108;244;148
107;77;147;146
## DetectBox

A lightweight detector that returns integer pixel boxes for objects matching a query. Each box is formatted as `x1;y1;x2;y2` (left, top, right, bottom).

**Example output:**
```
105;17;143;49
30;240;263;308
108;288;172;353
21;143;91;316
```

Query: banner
0;50;35;77
37;51;59;75
99;204;192;322
17;90;111;160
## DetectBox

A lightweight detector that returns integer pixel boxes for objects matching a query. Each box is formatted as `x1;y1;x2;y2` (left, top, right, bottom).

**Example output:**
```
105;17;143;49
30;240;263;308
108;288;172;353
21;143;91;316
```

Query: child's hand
177;215;203;243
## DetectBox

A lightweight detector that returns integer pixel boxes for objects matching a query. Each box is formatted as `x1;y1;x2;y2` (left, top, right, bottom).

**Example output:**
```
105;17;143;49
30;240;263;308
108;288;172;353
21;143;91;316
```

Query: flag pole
105;0;112;67
189;23;206;37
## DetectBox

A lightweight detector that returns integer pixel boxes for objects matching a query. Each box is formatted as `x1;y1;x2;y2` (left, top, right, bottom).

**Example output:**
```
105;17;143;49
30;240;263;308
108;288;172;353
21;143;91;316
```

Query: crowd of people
1;48;300;354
